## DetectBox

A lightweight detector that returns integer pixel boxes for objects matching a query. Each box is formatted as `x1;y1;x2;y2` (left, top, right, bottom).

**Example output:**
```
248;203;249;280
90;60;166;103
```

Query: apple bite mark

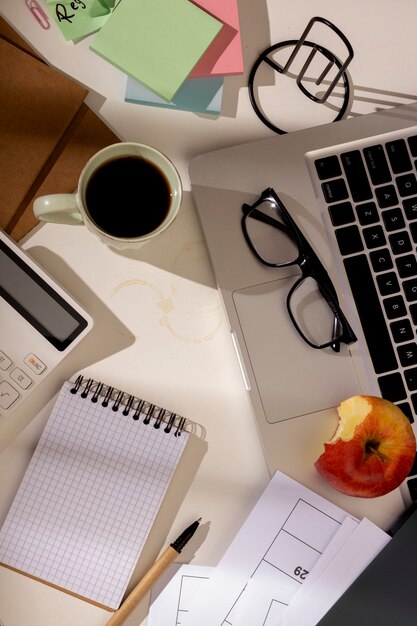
315;395;417;498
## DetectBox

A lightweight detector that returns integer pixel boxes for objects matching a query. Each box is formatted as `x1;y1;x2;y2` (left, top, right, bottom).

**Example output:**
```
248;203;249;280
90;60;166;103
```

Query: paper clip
25;0;50;29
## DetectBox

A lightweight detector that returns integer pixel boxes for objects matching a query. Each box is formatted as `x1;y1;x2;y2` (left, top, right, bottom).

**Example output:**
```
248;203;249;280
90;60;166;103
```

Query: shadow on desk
212;0;271;120
122;433;208;625
0;247;135;451
109;191;218;289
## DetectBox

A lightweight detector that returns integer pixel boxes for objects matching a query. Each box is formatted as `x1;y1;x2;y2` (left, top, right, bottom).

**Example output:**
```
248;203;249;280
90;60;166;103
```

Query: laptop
189;102;417;525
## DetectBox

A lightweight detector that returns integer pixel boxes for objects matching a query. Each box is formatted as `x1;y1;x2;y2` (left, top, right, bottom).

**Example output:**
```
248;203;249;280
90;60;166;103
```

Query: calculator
0;230;93;422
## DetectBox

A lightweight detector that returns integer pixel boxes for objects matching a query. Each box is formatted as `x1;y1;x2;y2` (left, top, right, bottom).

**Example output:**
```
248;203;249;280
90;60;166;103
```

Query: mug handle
33;193;84;225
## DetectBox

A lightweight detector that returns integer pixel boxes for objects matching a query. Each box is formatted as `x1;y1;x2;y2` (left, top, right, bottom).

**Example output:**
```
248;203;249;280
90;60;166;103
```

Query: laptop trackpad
233;278;360;423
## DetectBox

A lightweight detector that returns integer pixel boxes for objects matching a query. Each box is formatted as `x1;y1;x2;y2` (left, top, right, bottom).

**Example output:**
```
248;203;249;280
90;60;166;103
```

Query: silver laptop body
189;103;417;523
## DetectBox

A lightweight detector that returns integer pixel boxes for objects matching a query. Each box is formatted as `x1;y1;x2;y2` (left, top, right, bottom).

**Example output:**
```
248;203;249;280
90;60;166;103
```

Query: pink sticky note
189;0;243;77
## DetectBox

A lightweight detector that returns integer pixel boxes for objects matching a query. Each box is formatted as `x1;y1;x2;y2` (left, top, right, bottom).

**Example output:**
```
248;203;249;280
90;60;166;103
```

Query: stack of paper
148;472;390;626
89;0;243;116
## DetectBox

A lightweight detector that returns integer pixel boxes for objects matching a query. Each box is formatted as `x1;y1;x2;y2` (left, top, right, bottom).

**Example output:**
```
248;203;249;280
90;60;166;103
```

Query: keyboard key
335;225;363;255
370;248;393;272
405;367;417;391
382;207;405;231
321;179;349;203
363;225;386;249
343;254;397;374
408;135;417;157
376;272;400;296
410;303;417;324
404;277;417;302
377;372;406;401
403;196;417;220
363;144;391;185
396;254;417;278
315;156;342;180
356;201;379;225
328;202;355;226
397;173;417;197
376;185;398;208
386;139;412;173
398;342;417;366
396;401;414;423
388;231;412;255
410;222;417;243
341;151;373;202
390;319;414;343
383;295;407;319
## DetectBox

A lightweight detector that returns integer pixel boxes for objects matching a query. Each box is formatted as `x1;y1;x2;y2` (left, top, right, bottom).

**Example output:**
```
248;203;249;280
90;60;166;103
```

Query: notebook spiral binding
70;375;186;436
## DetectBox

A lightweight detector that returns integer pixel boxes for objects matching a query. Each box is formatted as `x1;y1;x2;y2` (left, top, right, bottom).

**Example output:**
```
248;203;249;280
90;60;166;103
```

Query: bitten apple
315;395;416;498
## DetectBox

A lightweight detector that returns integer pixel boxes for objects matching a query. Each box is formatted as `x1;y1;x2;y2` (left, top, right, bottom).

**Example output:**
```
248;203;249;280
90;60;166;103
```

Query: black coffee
85;155;172;238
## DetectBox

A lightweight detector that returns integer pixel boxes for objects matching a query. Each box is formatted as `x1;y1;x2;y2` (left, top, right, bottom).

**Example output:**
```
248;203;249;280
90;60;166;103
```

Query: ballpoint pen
106;517;202;626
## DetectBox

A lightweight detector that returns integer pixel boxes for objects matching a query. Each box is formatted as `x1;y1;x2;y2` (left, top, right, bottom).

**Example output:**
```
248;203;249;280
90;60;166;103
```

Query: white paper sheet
283;516;359;618
233;517;359;626
181;472;355;626
148;564;213;626
281;518;390;626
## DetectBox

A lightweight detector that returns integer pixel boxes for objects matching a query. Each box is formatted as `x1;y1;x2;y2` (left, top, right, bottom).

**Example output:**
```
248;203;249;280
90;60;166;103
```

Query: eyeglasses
241;188;357;352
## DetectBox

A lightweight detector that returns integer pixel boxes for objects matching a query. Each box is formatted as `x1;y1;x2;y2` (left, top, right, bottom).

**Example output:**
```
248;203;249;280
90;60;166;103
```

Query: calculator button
0;381;20;409
24;354;46;374
0;351;12;370
10;368;32;390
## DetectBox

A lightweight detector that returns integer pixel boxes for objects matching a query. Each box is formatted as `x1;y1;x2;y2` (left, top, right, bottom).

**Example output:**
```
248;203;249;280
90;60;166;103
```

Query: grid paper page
0;380;189;609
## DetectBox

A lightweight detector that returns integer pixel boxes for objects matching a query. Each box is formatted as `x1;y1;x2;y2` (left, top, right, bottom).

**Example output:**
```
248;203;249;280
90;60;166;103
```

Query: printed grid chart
224;499;342;625
176;573;211;625
0;381;189;609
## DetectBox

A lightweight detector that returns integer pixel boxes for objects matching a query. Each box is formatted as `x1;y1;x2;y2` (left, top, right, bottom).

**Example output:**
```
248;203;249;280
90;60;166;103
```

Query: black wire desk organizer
248;16;354;135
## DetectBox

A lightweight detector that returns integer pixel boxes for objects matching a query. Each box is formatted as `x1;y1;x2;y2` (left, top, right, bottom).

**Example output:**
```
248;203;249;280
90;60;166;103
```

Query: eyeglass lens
245;201;299;265
288;276;344;347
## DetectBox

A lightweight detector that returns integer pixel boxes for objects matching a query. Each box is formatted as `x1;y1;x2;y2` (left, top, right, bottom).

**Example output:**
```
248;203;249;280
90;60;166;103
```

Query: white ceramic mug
33;142;182;249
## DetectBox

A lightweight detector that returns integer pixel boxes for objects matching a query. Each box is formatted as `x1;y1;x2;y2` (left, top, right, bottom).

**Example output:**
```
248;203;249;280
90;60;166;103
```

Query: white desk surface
1;1;417;625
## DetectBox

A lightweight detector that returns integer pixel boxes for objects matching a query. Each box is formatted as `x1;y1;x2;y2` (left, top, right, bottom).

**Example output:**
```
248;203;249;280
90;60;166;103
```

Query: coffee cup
33;142;182;249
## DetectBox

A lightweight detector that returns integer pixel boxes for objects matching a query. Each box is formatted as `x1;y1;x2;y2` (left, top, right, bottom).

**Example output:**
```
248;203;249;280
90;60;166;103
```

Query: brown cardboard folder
0;17;119;242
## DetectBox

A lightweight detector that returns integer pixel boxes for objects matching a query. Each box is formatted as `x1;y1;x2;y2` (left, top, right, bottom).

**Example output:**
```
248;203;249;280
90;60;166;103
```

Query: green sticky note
90;0;223;101
46;0;118;41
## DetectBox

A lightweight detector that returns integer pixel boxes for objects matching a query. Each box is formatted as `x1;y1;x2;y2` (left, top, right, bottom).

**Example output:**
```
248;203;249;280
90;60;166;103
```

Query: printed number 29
294;566;309;580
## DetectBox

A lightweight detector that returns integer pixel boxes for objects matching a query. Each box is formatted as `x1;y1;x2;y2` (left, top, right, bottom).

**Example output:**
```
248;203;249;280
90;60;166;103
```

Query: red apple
315;395;416;498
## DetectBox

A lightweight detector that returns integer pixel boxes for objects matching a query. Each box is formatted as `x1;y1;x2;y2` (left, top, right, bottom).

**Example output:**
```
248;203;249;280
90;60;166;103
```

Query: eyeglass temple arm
317;281;357;344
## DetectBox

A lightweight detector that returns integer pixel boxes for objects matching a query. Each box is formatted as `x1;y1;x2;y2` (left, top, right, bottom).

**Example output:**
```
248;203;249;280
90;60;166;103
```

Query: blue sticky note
125;75;224;116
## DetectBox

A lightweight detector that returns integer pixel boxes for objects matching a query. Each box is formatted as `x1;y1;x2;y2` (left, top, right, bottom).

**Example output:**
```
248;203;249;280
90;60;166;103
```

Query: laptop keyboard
315;135;417;495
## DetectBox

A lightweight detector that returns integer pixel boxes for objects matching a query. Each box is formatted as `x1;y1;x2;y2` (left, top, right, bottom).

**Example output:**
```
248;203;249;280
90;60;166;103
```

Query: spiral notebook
0;376;190;610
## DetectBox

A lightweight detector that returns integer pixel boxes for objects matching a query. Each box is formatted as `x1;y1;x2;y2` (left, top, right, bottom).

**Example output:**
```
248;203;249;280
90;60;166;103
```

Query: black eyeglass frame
241;188;357;351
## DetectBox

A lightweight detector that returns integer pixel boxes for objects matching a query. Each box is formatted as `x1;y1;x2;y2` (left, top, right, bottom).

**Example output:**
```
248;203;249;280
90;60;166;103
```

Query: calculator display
0;240;88;351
